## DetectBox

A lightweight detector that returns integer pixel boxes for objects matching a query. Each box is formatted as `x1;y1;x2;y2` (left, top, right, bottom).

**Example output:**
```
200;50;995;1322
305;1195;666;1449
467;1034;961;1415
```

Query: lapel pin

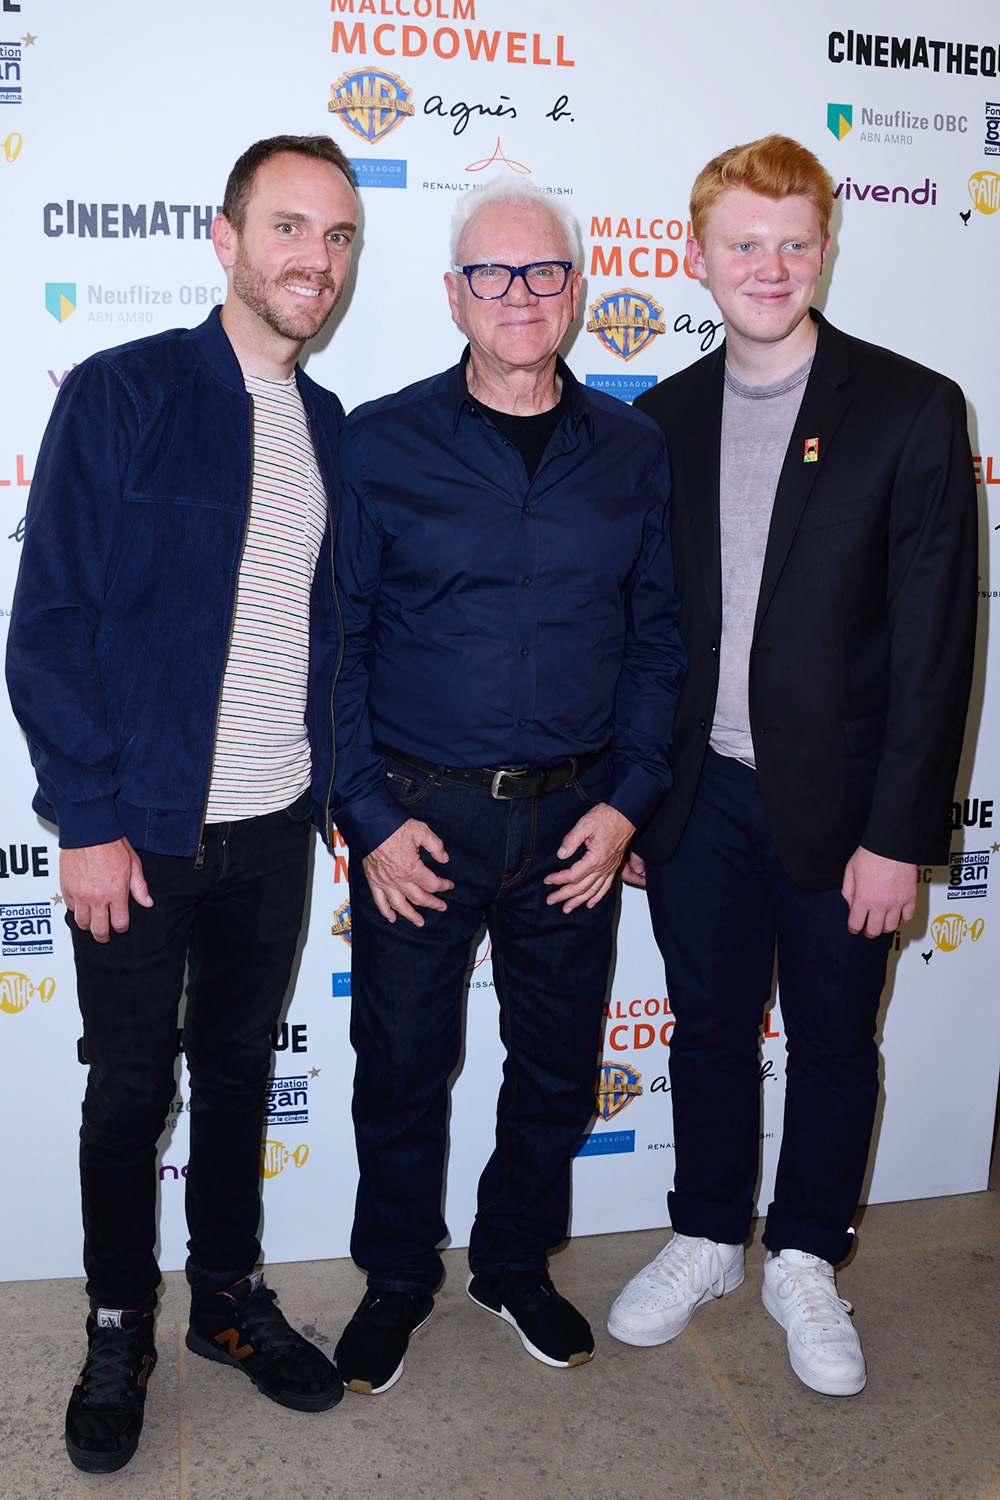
804;437;819;463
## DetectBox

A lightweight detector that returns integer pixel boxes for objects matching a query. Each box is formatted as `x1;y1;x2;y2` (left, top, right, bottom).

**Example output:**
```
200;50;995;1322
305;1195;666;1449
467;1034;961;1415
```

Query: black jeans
71;792;312;1309
645;750;892;1267
348;753;616;1294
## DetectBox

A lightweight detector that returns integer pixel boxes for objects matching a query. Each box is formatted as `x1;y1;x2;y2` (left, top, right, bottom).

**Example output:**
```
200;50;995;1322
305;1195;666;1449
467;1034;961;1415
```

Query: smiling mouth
283;283;325;299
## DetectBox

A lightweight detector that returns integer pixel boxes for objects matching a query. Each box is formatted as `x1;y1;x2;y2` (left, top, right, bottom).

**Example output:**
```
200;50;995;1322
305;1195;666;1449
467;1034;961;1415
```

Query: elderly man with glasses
331;178;685;1393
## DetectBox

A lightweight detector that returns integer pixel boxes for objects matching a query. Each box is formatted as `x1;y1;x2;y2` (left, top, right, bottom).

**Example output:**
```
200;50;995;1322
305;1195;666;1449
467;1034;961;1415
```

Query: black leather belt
376;743;608;800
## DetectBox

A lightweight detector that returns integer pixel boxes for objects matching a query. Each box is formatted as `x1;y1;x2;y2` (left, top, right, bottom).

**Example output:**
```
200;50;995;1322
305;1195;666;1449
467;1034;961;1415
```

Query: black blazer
633;312;979;890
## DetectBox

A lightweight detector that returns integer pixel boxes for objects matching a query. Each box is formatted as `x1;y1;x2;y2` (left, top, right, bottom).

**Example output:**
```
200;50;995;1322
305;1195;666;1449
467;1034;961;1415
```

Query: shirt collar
449;346;593;441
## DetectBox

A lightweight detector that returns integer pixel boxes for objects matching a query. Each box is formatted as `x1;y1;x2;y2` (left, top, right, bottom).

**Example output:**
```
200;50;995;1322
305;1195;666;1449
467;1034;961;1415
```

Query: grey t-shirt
711;356;813;766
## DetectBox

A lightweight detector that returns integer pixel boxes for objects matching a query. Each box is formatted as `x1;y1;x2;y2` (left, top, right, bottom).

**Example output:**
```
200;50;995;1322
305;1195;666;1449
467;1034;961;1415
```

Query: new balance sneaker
185;1270;343;1411
65;1308;156;1474
607;1233;745;1346
334;1288;435;1394
761;1248;867;1396
467;1271;594;1368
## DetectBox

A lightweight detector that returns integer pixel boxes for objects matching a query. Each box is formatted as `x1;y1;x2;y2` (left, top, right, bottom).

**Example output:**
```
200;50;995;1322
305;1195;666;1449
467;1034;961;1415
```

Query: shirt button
522;577;531;586
520;647;530;657
519;718;527;728
699;717;707;730
522;504;531;515
710;641;718;655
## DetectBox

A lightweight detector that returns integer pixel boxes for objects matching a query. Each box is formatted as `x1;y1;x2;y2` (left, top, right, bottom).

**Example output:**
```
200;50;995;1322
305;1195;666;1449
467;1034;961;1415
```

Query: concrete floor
1;1172;998;1500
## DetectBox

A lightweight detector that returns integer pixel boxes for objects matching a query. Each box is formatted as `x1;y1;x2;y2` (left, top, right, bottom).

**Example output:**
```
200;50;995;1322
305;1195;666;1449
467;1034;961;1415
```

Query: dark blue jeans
71;792;313;1309
645;750;891;1267
348;753;615;1294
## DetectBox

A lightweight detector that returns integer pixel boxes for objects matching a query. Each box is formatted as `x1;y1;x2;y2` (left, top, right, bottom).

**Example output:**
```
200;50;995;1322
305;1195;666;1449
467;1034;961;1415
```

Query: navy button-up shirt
332;353;685;856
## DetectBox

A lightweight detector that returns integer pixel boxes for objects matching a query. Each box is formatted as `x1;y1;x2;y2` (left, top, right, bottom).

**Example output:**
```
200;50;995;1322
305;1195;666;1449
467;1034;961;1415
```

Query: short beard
232;249;339;342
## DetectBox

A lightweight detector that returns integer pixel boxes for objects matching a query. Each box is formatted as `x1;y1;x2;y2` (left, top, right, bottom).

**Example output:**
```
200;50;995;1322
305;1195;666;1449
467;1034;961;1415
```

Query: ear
445;269;463;330
211;213;238;270
685;235;708;282
568;266;583;322
820;232;832;270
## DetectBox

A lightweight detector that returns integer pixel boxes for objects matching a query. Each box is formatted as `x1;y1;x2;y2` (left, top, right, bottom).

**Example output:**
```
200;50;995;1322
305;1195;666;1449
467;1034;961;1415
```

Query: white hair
449;176;584;268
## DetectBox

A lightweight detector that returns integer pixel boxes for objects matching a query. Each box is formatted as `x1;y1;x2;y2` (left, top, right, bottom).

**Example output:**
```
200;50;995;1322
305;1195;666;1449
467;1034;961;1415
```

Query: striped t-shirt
204;374;328;822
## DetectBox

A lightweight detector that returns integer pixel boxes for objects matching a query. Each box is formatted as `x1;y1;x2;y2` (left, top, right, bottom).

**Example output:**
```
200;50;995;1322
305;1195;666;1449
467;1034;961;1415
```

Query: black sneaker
334;1288;435;1394
65;1308;157;1473
467;1271;595;1368
185;1270;342;1412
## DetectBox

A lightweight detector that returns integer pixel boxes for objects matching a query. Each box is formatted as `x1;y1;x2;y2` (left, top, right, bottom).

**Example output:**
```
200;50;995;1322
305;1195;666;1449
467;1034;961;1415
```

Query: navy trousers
348;753;615;1294
71;792;313;1309
645;750;891;1267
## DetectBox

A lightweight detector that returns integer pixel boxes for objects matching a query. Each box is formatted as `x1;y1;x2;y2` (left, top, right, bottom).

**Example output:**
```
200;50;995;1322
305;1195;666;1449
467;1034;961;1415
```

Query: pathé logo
260;1139;310;1178
0;972;55;1015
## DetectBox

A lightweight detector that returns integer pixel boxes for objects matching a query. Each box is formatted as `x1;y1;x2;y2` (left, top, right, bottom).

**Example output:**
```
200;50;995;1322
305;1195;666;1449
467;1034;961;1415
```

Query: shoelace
775;1263;854;1329
651;1238;728;1300
79;1329;143;1406
226;1287;303;1355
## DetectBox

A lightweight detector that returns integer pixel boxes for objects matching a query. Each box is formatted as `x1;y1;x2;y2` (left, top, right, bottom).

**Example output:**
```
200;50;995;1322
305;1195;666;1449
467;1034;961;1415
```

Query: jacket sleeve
606;440;687;831
330;421;409;858
860;377;979;865
5;358;137;848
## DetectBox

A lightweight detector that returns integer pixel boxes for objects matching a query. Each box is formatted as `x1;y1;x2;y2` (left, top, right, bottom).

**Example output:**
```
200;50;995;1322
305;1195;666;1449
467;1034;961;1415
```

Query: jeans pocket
283;788;314;823
385;764;435;808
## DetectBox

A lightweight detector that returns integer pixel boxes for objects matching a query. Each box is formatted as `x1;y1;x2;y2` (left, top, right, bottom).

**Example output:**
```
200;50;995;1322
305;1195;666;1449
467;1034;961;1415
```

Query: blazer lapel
676;347;725;625
753;315;851;639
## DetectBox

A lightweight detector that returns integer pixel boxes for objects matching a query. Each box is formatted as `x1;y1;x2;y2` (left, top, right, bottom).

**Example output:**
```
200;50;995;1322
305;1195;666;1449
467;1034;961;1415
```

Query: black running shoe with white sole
334;1288;435;1394
467;1271;594;1368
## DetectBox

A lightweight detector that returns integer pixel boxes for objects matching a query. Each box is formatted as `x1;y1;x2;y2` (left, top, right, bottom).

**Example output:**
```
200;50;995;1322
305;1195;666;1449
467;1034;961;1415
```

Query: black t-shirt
471;388;566;482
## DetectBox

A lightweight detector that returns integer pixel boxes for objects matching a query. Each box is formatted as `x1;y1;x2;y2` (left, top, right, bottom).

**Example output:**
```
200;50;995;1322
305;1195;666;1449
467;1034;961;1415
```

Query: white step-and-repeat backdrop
1;0;998;1280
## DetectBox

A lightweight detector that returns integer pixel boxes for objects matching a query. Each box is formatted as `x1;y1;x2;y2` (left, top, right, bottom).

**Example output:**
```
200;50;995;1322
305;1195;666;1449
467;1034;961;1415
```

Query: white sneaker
607;1233;745;1347
762;1249;867;1396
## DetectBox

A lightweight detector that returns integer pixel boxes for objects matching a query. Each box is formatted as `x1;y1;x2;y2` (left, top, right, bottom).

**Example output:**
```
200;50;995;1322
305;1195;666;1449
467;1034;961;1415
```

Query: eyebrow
270;211;357;232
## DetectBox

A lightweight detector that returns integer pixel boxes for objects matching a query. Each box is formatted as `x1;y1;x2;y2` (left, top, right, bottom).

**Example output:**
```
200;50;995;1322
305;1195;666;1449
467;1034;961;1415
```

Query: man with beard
7;136;357;1472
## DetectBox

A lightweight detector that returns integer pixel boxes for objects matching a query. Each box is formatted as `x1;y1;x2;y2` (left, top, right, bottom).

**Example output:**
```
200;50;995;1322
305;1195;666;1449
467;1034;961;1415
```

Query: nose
501;268;537;304
754;248;788;282
297;230;334;273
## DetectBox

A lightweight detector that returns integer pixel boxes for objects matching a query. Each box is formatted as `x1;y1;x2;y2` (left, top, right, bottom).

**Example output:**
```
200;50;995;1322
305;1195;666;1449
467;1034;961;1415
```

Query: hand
621;851;647;889
841;845;918;938
362;818;454;927
61;838;153;943
544;803;636;913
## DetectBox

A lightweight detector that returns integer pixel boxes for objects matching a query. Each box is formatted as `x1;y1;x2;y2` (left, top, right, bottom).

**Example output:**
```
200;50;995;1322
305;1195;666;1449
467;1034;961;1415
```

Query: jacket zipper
195;397;255;869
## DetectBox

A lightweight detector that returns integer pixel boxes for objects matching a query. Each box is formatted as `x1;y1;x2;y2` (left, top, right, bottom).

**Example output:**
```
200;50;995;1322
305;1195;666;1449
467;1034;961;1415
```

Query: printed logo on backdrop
833;175;937;206
952;795;994;830
3;128;21;160
331;899;352;946
330;7;576;70
828;103;852;140
328;69;414;142
927;912;985;955
268;1076;311;1126
986;102;999;156
1;40;22;105
827;31;999;79
45;283;75;323
966;170;1000;218
949;850;990;900
594;1062;642;1121
43;201;223;240
586;373;658;405
586;289;665;362
0;843;50;880
1;901;53;956
0;972;55;1014
260;1140;309;1179
829;102;971;147
590;216;694;282
79;282;224;325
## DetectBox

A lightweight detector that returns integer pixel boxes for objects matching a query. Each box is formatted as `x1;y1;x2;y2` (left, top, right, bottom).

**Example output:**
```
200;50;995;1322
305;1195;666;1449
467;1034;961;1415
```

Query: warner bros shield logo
594;1062;642;1120
586;288;665;362
328;70;415;143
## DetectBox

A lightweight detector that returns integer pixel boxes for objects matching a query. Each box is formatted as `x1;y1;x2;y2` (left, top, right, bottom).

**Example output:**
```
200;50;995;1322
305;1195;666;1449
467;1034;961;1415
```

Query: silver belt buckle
490;768;525;799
